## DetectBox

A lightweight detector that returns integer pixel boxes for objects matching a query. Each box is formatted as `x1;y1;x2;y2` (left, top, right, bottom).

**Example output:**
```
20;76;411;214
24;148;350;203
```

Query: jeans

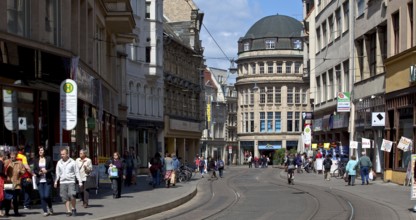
324;169;330;180
21;178;33;207
38;182;52;213
111;177;122;198
199;166;205;175
80;181;90;204
218;168;224;177
348;175;356;185
248;162;252;168
360;166;369;184
4;189;21;215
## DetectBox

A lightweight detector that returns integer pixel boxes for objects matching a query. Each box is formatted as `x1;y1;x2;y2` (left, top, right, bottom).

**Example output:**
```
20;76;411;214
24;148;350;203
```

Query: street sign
371;112;385;126
60;79;78;130
228;145;232;154
18;117;27;130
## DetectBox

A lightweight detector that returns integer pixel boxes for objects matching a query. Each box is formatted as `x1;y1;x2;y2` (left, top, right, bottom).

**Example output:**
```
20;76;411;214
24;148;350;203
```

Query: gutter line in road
347;200;354;220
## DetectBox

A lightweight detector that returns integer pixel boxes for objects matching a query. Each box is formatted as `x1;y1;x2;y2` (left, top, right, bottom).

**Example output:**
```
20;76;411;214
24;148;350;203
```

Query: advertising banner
362;138;371;148
381;139;393;152
323;143;330;149
398;136;412;152
337;92;351;112
303;124;312;145
350;141;358;149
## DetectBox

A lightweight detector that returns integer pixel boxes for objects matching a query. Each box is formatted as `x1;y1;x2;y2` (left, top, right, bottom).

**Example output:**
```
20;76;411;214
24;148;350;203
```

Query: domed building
235;14;311;164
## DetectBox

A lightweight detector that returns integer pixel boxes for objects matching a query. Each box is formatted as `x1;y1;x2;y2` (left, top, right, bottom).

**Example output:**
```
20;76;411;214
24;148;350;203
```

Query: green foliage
274;149;286;165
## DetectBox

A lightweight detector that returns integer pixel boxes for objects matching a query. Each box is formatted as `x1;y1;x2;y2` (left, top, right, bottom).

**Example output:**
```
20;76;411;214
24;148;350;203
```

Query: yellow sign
63;82;74;93
207;104;211;122
312;143;318;149
324;143;330;149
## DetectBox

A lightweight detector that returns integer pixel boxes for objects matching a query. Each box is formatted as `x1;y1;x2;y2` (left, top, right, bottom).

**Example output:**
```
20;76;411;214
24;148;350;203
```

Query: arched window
136;83;141;115
150;87;155;116
157;88;162;117
128;81;134;113
143;85;148;115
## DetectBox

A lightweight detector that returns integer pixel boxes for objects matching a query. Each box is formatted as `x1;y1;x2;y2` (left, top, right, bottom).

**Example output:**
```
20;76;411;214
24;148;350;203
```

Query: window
357;39;364;79
277;62;283;73
287;87;293;104
251;63;256;74
343;1;349;32
343;60;350;92
316;27;321;50
146;47;151;63
295;112;300;131
243;42;250;51
328;15;334;42
286;62;292;74
265;39;275;49
267;112;273;132
249;89;254;105
250;112;254;132
7;0;31;37
335;8;342;37
267;62;274;74
295;88;300;104
260;112;265;132
302;89;307;104
287;112;293;132
316;76;321;103
45;0;61;46
294;62;301;74
265;87;272;104
275;112;281;132
322;21;327;47
145;2;151;18
244;89;248;105
409;3;414;47
275;87;281;104
260;87;266;104
336;65;342;92
392;12;400;55
328;69;334;99
259;63;264;74
397;108;413;169
369;33;376;76
244;112;249;132
357;0;365;16
322;73;327;101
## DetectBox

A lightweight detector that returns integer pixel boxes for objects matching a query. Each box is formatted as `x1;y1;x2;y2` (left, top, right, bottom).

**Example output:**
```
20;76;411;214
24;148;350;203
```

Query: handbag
4;183;14;190
108;167;119;178
84;175;96;189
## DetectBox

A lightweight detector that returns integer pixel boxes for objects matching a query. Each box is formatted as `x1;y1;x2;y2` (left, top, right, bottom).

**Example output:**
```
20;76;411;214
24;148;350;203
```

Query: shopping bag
108;167;119;178
32;175;38;190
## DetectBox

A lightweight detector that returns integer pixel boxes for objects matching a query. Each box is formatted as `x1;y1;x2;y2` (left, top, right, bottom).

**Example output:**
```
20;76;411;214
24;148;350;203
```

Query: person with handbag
16;145;33;210
106;152;125;199
345;155;358;186
33;146;54;216
4;151;26;217
75;149;93;208
54;148;83;217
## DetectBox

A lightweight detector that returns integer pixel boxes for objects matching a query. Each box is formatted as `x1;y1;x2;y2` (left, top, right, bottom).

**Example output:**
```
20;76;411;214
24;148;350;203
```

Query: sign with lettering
60;79;78;130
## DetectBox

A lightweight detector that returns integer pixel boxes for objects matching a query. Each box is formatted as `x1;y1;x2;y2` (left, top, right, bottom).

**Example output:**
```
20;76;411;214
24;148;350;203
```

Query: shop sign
380;139;393;152
371;112;385;126
350;141;358;149
60;79;78;130
303;124;311;145
258;143;282;150
337;92;351;112
362;138;371;148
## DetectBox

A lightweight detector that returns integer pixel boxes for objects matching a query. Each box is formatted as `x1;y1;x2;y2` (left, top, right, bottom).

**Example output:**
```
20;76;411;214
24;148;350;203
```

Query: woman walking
345;155;359;186
164;153;174;188
107;152;125;199
33;146;54;216
75;149;93;208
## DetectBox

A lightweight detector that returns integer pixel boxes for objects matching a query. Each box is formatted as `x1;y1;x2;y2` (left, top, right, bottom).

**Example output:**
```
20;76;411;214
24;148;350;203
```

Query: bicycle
332;162;346;178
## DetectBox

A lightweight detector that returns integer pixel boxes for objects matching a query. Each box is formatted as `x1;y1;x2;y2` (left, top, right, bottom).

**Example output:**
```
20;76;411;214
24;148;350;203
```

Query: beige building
236;15;311;164
0;0;135;162
163;0;205;162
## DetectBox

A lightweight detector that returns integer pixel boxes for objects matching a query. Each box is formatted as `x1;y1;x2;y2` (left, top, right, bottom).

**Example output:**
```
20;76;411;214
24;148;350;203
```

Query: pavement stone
14;175;198;220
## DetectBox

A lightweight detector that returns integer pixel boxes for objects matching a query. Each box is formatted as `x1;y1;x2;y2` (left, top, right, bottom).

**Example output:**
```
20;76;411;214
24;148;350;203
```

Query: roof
241;15;302;40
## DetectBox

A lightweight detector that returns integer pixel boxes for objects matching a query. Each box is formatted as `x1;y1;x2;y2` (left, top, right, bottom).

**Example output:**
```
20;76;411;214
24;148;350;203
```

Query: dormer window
243;42;250;51
265;39;275;49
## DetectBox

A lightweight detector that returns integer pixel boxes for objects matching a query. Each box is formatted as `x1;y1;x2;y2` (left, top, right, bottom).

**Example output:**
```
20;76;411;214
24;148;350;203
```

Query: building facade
0;0;135;163
236;15;312;165
126;0;164;167
384;0;416;184
163;0;205;162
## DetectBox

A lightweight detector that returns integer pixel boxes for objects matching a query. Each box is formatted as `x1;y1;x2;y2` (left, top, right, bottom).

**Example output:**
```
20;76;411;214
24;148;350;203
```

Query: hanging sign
60;79;78;130
397;136;412;152
380;139;393;152
337;92;351;112
350;141;358;149
362;138;371;149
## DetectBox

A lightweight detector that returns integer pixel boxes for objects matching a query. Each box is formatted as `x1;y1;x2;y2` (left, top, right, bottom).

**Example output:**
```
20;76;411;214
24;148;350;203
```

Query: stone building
0;0;135;163
163;0;205;162
235;14;312;164
126;0;164;167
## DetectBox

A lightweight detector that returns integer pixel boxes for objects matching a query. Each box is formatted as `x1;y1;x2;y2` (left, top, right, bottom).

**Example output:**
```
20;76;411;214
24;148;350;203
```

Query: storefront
239;141;254;165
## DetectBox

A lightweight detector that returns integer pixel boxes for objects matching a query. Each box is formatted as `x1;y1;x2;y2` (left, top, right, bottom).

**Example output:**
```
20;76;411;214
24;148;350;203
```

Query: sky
193;0;303;83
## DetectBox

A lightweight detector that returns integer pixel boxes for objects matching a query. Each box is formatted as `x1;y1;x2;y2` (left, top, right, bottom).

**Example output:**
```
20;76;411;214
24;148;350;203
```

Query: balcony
102;0;135;34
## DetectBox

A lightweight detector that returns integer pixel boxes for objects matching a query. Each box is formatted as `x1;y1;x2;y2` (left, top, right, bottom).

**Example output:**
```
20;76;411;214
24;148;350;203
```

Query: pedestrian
54;148;83;217
247;154;252;168
164;153;174;188
149;152;162;188
296;153;303;173
106;152;125;198
323;154;332;181
4;151;25;217
217;158;225;178
130;147;141;185
208;157;217;180
285;154;296;185
0;152;5;217
359;151;372;185
17;145;33;210
198;156;206;178
75;149;93;208
345;155;358;186
123;150;133;187
194;155;200;173
171;154;180;187
33;146;54;216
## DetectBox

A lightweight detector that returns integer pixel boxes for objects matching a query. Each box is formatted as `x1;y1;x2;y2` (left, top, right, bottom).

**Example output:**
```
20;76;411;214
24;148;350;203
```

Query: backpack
218;160;224;168
324;159;332;169
199;160;205;167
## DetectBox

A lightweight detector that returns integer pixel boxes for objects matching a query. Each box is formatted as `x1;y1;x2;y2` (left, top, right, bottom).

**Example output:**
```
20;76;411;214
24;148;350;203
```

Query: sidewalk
14;175;198;220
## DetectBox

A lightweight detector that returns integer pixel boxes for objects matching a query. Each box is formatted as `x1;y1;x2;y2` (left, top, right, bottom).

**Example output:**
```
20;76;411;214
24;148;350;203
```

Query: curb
97;186;197;220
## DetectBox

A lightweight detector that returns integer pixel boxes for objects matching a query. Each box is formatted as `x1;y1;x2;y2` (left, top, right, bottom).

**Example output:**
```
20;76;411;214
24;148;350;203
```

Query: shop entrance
259;150;275;165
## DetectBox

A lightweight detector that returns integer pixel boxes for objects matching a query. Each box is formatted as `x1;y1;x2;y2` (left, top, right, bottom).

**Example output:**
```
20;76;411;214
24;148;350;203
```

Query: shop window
395;107;413;169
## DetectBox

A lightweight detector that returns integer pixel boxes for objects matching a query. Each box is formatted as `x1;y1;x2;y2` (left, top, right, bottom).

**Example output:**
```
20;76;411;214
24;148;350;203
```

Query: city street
144;166;416;220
